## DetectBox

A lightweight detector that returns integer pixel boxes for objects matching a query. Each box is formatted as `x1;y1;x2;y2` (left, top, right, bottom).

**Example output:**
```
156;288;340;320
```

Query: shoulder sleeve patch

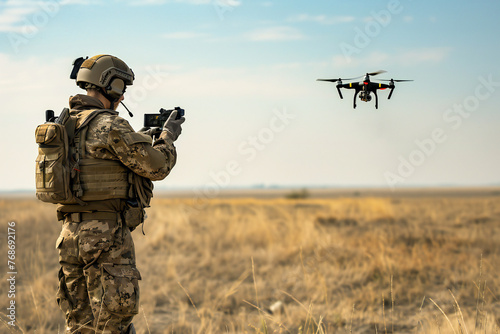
122;132;152;145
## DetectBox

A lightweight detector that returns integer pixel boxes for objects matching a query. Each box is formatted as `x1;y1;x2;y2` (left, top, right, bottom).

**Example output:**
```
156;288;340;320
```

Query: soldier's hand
139;127;162;138
162;110;185;142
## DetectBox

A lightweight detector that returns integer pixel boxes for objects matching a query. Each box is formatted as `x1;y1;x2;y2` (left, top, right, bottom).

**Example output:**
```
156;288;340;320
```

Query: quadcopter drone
317;70;413;109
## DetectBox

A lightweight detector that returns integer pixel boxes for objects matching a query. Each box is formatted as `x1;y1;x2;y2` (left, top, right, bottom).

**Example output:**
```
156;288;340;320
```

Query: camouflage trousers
56;211;141;334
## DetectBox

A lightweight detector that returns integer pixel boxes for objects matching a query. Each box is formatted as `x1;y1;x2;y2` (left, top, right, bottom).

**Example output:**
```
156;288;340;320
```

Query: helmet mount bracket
70;56;88;80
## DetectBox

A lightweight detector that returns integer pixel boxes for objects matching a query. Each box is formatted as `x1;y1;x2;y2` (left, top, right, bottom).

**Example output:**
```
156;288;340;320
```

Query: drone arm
340;82;359;90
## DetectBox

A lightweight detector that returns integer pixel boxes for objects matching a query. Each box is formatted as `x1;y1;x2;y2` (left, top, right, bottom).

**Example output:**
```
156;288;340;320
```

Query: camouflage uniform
55;94;176;334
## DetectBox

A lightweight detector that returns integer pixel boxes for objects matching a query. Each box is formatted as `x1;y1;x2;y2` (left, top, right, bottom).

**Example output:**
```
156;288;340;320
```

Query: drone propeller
367;70;387;76
317;71;387;82
316;76;359;82
380;79;414;82
316;78;341;82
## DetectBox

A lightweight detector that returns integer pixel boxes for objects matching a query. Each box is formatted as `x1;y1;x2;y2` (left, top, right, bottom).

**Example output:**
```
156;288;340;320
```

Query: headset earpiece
106;78;126;100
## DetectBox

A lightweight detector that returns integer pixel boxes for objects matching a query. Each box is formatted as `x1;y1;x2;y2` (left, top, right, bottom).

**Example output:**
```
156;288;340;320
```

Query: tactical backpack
35;108;116;205
35;109;72;204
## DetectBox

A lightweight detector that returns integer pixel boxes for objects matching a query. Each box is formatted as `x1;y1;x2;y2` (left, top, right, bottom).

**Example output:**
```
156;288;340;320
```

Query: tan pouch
123;205;144;231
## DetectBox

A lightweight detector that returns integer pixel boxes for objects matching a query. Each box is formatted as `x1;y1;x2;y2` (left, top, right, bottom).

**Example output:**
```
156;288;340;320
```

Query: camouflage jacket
58;94;177;213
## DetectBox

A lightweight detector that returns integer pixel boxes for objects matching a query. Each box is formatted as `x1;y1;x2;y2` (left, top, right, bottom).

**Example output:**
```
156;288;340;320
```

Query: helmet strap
99;88;133;117
100;88;119;109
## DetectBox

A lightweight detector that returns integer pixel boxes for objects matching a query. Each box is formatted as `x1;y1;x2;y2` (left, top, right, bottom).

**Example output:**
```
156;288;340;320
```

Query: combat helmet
72;54;135;103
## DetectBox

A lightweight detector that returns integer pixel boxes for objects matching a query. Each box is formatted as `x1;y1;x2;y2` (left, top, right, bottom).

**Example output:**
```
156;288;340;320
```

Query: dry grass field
1;190;500;333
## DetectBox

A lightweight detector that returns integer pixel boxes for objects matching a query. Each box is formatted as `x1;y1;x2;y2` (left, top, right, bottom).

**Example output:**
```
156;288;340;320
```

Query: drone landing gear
353;90;359;109
336;86;343;99
388;87;395;100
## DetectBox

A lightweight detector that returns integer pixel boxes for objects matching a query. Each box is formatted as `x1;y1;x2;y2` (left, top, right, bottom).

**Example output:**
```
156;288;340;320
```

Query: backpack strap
76;109;113;131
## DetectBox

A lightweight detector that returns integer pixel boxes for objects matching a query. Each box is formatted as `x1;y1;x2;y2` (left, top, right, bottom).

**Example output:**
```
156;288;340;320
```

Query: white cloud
246;26;305;41
0;4;38;32
288;14;355;25
0;0;87;33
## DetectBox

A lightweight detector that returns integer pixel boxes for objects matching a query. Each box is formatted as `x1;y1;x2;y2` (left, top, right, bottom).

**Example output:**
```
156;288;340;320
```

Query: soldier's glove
138;127;162;139
161;110;185;142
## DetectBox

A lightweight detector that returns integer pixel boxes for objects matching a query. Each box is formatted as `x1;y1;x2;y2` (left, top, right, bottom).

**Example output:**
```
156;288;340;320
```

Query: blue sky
1;0;500;193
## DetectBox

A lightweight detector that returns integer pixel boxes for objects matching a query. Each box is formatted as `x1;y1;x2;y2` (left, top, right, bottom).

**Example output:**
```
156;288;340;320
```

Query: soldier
54;55;184;333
